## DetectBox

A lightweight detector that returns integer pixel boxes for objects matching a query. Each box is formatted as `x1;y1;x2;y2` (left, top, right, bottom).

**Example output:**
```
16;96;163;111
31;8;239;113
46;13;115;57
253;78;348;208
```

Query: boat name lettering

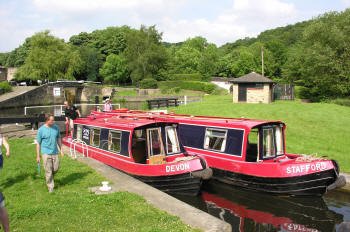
166;163;190;173
283;223;318;232
286;162;327;174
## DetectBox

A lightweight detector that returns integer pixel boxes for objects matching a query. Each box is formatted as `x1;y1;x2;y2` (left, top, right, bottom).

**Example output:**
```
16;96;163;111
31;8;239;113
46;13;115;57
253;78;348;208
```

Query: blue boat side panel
225;129;244;156
82;125;90;145
178;124;244;156
178;124;206;149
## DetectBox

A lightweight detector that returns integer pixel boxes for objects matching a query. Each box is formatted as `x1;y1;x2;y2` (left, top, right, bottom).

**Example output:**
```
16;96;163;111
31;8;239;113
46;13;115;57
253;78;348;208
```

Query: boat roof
74;115;166;131
91;110;284;130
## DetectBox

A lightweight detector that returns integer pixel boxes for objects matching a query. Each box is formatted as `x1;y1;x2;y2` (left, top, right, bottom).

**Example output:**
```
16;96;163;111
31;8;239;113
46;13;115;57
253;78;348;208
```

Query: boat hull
211;168;338;196
62;138;205;196
134;173;202;196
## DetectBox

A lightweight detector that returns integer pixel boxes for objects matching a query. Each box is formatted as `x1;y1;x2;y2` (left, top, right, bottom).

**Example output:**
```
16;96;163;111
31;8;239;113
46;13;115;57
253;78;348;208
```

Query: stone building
0;66;17;82
230;72;274;104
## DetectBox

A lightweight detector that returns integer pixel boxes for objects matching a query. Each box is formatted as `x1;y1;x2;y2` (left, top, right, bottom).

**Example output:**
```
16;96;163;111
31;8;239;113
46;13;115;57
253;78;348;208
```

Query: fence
24;103;121;116
273;84;294;100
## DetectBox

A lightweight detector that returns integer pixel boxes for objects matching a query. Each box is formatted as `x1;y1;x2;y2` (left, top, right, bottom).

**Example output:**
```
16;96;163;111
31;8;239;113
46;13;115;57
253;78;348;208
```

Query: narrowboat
62;114;212;195
92;109;346;196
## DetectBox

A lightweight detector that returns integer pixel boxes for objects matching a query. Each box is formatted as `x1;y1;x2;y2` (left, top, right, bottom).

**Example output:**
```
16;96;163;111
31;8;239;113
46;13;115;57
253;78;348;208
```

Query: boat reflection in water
174;182;343;232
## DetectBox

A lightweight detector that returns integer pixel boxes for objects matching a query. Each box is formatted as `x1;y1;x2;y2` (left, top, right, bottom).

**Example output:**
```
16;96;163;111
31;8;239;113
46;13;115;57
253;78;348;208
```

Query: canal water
172;181;350;232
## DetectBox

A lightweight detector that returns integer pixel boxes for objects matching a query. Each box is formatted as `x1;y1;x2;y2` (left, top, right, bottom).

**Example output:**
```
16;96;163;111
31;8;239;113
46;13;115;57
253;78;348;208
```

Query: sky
0;0;349;52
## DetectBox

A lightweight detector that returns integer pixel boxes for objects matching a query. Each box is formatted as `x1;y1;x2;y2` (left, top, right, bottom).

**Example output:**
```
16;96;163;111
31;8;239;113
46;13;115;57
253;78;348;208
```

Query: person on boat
64;101;81;137
103;98;112;112
36;115;63;193
0;129;10;232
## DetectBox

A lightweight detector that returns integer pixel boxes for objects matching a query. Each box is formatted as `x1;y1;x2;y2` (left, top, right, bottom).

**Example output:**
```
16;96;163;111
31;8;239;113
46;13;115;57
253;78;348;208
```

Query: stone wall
246;84;271;103
7;67;17;81
0;84;117;110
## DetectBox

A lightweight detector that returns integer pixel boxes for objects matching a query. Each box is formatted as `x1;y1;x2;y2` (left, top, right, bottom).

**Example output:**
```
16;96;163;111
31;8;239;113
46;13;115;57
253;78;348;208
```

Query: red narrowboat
62;114;212;196
91;109;346;196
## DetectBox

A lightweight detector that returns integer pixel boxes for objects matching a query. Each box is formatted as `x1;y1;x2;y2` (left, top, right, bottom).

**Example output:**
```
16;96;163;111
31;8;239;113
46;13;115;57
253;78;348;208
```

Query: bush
0;81;12;94
168;73;203;81
330;98;350;107
159;81;217;94
139;78;158;89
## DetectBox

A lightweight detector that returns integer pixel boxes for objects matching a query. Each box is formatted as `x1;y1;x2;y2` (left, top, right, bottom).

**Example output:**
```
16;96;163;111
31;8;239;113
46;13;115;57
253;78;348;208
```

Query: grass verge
170;95;350;172
0;138;197;232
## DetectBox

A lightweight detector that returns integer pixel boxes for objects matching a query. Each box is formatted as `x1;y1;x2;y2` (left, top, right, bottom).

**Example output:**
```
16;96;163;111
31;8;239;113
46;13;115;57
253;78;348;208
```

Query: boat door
147;128;166;164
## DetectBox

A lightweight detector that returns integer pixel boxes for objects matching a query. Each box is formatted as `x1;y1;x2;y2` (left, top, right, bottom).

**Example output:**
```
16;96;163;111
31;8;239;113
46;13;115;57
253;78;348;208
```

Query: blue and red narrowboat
62;114;212;195
92;109;346;196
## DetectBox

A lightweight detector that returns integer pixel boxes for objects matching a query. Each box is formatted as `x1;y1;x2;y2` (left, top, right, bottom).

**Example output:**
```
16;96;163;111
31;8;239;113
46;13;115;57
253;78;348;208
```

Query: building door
238;85;247;102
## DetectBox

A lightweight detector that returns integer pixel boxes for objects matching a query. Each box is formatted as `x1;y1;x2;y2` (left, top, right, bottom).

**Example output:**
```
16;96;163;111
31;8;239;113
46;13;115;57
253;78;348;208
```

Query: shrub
0;81;12;94
330;98;350;107
139;78;158;89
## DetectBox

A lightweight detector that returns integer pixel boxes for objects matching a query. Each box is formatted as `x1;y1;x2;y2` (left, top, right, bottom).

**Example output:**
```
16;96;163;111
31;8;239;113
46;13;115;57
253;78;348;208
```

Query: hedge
159;81;217;94
139;78;158;89
167;73;203;81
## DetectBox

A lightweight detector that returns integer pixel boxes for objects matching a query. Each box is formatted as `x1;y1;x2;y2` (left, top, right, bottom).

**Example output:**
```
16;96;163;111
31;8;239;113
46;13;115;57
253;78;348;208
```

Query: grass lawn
0;138;197;232
170;95;350;172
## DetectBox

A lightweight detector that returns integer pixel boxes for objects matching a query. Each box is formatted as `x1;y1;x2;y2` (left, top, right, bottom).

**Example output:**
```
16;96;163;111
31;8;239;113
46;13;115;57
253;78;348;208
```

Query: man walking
36;115;63;193
64;101;81;137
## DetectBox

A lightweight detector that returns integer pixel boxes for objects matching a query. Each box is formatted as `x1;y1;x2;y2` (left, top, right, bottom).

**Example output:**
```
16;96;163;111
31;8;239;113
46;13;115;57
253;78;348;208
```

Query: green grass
115;89;138;96
0;138;197;232
170;95;350;172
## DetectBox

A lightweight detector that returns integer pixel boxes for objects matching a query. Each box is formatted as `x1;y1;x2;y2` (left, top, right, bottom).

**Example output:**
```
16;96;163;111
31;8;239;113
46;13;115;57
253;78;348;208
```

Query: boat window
108;130;121;153
90;128;101;147
165;126;180;154
147;128;164;156
204;128;227;152
262;125;284;159
76;125;82;140
246;129;259;162
263;128;276;158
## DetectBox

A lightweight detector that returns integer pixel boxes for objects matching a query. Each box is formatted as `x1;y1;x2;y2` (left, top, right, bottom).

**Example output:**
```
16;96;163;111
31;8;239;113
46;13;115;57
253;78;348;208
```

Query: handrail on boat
70;138;89;159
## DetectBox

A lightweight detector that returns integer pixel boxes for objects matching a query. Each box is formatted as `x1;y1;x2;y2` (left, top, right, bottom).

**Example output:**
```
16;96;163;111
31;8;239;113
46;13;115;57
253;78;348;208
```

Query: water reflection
174;181;344;232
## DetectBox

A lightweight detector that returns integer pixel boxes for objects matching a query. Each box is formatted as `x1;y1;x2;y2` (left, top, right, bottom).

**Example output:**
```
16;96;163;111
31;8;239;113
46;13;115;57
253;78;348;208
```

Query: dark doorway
238;85;247;102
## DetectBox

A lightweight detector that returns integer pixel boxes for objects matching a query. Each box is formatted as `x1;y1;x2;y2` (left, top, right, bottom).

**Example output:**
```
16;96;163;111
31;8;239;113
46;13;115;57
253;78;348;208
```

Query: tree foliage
99;54;129;84
123;25;168;84
15;31;82;81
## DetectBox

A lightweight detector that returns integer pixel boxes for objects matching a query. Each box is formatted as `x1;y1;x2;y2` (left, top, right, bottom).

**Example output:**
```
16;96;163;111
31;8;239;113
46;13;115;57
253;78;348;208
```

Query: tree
15;31;82;81
99;54;129;84
75;46;102;81
198;44;219;79
123;25;168;84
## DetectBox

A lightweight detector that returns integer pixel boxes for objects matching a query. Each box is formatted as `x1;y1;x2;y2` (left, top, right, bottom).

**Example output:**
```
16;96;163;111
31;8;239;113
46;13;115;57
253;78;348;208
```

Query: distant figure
64;101;81;137
36;115;63;193
0;128;10;232
103;98;113;112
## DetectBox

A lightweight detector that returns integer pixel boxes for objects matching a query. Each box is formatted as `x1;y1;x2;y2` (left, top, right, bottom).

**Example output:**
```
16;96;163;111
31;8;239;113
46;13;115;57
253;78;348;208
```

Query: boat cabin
72;117;185;165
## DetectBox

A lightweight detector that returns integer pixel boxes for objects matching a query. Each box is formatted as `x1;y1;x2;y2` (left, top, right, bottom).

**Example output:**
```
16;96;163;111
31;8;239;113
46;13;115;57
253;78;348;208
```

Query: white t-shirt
0;134;2;147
